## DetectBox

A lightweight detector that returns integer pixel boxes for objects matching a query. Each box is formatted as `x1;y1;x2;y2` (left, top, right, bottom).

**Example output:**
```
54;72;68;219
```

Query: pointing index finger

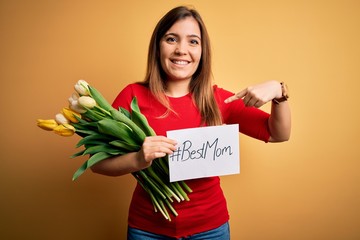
224;89;247;103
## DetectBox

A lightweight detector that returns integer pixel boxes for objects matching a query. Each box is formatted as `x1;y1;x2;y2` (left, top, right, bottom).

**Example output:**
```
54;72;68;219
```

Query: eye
165;37;177;43
190;39;200;45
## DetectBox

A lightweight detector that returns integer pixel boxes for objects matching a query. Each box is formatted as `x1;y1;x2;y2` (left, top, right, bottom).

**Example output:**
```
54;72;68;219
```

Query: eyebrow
164;32;201;40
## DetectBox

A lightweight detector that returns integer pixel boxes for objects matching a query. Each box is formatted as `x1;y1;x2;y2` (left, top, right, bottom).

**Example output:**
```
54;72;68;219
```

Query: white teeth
173;60;188;65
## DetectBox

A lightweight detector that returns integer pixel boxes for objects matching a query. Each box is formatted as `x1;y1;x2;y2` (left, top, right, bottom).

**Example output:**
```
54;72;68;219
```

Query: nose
175;47;186;55
175;41;187;55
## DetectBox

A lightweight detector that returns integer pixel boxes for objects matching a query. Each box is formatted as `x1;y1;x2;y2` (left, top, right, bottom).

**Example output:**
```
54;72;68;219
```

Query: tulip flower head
68;93;79;105
74;80;90;96
69;100;87;114
37;119;59;131
55;113;69;125
53;123;75;137
62;107;81;123
78;96;96;109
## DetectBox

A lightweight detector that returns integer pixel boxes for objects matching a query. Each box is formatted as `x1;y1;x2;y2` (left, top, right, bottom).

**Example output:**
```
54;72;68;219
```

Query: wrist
272;82;289;104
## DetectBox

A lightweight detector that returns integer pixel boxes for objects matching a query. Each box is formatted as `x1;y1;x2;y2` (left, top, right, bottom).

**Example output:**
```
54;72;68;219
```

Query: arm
224;80;291;142
268;100;291;142
91;136;177;176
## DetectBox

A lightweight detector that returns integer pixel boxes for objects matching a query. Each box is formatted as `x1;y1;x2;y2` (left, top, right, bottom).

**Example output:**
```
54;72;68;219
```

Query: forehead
166;17;201;36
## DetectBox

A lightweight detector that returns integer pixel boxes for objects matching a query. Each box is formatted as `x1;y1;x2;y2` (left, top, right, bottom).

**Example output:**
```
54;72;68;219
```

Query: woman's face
159;17;202;83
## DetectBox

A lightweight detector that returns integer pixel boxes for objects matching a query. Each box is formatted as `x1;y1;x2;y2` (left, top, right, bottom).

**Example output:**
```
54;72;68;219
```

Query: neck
165;79;190;97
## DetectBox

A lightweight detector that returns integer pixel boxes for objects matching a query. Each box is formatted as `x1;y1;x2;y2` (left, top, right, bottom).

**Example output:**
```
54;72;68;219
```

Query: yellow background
1;0;359;239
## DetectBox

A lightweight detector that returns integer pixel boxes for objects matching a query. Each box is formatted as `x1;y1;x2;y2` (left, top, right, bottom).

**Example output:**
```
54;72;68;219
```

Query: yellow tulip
62;107;81;123
37;119;58;131
53;123;75;137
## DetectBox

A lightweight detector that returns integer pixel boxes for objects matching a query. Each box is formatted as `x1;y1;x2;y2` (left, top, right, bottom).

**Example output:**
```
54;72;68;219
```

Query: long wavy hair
141;6;222;126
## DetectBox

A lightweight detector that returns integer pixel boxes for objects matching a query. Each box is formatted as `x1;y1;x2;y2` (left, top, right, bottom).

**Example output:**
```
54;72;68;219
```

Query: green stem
132;173;160;215
138;171;167;200
164;198;178;217
169;182;185;201
159;157;169;175
180;181;193;193
173;181;190;201
159;199;171;221
146;187;169;220
146;167;180;202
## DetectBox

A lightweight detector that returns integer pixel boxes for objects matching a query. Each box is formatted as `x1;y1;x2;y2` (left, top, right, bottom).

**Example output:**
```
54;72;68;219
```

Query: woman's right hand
135;136;177;170
91;136;177;176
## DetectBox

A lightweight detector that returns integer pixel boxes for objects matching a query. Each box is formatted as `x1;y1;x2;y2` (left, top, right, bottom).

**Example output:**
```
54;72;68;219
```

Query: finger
142;141;177;158
142;136;178;161
152;145;176;155
143;148;168;162
152;152;167;159
224;89;247;103
254;100;265;108
154;139;178;151
242;93;253;106
146;136;177;146
143;138;176;152
242;95;248;106
246;97;258;107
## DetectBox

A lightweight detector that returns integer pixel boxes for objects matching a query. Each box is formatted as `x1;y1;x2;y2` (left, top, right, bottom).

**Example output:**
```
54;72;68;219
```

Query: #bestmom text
169;138;233;162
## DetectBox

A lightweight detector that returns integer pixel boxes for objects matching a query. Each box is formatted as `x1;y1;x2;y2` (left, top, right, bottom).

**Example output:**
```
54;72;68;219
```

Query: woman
91;6;291;239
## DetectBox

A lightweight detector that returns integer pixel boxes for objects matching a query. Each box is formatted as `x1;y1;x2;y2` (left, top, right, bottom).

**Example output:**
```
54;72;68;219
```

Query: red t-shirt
112;83;270;237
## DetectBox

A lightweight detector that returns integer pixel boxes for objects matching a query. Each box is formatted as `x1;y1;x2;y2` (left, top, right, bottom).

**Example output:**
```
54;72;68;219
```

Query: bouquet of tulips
37;80;192;221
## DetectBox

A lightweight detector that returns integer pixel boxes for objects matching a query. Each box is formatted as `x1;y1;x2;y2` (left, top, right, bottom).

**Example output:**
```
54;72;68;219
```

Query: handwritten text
169;138;233;162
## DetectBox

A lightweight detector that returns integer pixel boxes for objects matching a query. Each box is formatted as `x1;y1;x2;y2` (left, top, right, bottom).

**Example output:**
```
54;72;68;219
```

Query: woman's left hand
224;80;282;108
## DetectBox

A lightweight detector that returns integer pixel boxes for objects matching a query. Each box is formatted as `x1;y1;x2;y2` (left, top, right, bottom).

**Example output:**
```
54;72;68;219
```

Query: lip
170;58;191;65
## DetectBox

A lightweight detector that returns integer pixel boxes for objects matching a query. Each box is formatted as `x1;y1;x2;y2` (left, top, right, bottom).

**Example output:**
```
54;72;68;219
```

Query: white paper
166;124;240;182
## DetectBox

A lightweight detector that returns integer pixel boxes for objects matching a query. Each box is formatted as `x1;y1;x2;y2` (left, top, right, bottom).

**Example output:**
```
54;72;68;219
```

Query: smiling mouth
171;60;190;65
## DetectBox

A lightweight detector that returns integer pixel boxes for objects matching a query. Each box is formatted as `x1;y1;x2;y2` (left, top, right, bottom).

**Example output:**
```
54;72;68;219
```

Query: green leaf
72;152;112;181
72;122;97;129
88;85;113;111
130;97;156;136
75;129;99;135
109;140;141;152
97;118;139;145
82;144;123;156
83;108;105;121
93;105;111;117
83;141;110;149
70;149;86;158
76;133;113;148
119;107;131;119
109;109;146;143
